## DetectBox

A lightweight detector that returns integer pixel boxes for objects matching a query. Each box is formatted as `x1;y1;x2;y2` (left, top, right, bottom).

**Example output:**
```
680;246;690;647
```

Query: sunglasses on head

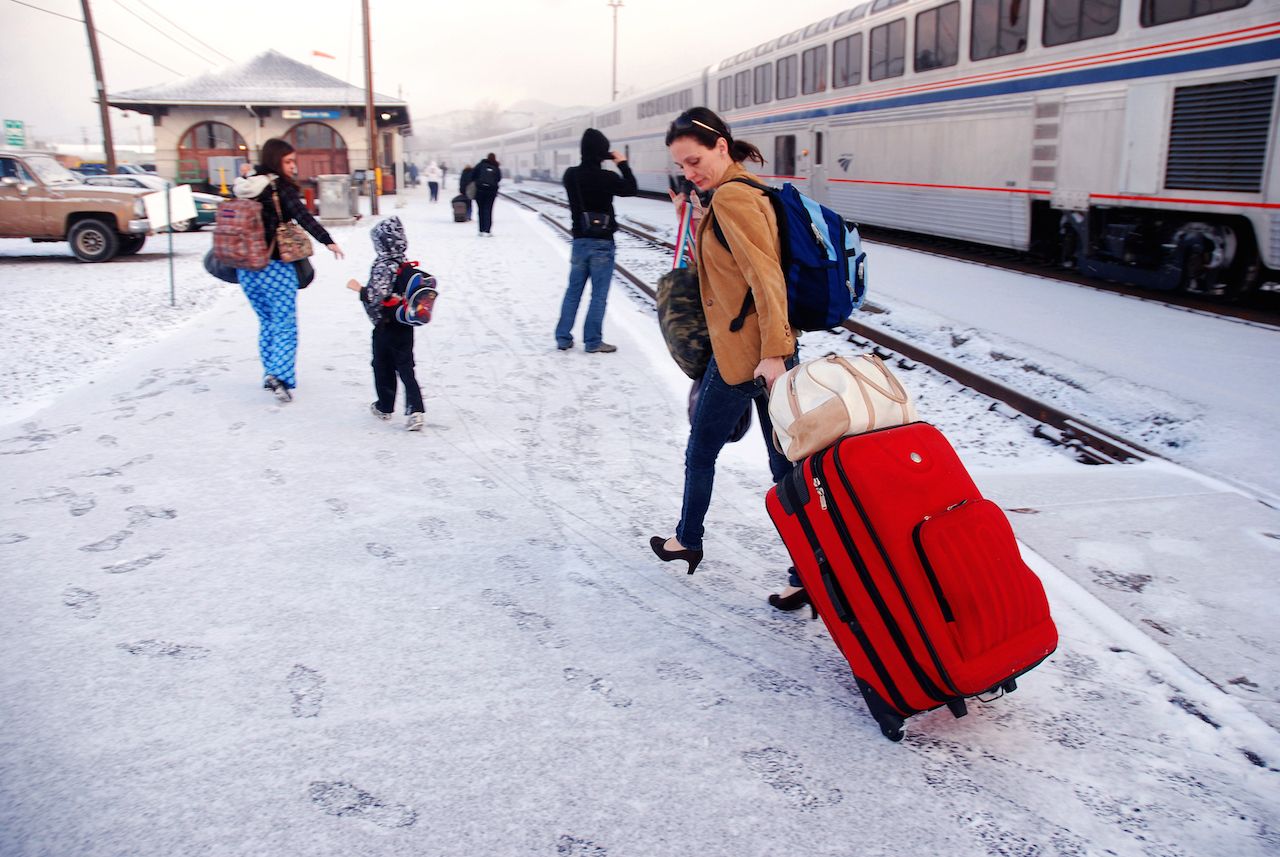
673;115;723;138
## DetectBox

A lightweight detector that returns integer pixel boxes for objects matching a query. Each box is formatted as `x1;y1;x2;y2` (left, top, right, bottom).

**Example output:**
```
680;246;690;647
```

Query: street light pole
362;0;379;215
608;0;623;102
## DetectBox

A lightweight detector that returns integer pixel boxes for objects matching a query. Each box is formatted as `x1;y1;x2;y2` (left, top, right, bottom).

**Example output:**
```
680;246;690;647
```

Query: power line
123;0;236;64
8;0;186;76
110;0;218;67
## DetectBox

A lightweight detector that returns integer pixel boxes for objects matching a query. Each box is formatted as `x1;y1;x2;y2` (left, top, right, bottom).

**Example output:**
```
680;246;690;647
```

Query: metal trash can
317;174;351;220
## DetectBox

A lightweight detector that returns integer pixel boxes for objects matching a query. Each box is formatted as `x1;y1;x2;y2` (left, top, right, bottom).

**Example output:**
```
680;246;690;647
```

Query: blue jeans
555;238;616;349
676;354;797;551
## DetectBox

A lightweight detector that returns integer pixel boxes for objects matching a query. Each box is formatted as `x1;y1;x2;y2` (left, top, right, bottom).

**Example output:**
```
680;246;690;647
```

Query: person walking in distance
232;138;344;402
554;129;637;354
424;161;442;202
472;153;501;236
649;108;800;609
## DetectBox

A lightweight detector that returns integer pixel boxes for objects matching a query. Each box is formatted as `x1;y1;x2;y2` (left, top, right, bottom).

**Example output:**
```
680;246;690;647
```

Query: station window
777;55;799;100
834;34;864;88
802;45;829;94
1141;0;1250;26
775;135;797;176
915;2;960;71
754;63;774;104
971;0;1028;60
1043;0;1121;47
869;18;907;80
718;77;733;111
735;70;753;108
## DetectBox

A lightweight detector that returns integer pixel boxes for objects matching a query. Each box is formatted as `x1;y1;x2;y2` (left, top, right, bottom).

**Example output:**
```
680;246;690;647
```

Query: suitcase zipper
813;476;827;511
911;520;957;623
829;444;962;700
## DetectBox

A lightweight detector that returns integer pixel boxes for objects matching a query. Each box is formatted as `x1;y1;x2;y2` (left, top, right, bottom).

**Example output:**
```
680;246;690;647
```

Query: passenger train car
455;0;1279;295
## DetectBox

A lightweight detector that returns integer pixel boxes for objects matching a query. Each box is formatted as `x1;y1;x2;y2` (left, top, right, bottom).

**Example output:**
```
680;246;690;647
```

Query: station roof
110;50;408;120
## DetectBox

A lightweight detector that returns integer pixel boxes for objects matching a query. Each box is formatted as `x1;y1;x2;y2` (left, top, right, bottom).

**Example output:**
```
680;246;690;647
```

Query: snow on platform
1;191;1278;856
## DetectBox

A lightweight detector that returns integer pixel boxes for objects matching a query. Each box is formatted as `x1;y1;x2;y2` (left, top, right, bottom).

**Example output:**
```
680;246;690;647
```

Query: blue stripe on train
732;37;1280;131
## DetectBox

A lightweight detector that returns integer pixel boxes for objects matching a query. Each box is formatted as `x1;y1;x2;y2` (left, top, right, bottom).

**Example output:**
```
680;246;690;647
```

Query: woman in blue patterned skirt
232;138;345;402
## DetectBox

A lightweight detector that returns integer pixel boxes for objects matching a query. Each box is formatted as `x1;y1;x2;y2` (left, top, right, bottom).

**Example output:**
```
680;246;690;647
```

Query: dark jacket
233;171;333;259
459;166;474;195
361;216;408;325
563;128;637;240
473;159;501;190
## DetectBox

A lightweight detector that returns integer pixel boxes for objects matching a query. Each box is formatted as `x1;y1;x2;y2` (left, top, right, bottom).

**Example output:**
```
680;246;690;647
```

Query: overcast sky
2;0;851;148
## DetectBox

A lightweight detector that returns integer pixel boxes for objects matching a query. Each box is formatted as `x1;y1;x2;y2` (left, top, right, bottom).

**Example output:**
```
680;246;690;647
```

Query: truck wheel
69;219;120;262
118;234;146;256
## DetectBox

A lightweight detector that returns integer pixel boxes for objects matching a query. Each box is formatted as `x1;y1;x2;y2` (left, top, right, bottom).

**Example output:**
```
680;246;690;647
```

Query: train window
775;135;797;177
718;77;733;111
915;2;960;71
1141;0;1250;26
971;0;1028;60
870;19;907;80
834;34;864;88
1043;0;1120;46
735;70;753;108
871;0;906;11
777;55;799;100
837;3;871;26
815;132;825;165
802;45;829;95
754;63;774;104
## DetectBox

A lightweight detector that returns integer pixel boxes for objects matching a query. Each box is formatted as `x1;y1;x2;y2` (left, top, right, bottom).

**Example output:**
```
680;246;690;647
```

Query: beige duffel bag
769;354;916;461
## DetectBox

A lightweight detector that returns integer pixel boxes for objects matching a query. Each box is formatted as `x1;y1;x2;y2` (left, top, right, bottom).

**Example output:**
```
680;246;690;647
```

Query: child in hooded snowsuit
346;217;425;431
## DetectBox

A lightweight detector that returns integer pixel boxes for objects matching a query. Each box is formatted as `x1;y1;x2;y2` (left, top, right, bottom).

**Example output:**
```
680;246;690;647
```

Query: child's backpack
392;261;438;326
711;177;867;332
211;199;270;271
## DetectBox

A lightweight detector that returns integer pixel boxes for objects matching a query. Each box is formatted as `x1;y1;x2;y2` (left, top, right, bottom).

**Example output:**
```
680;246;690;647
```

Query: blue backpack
711;177;867;332
392;262;438;326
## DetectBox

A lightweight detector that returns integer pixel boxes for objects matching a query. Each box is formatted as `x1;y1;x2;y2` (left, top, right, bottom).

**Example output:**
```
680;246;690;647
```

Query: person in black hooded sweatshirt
554;128;638;353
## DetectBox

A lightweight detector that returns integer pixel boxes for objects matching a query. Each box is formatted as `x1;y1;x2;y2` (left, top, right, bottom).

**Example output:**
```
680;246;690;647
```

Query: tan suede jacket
695;161;795;385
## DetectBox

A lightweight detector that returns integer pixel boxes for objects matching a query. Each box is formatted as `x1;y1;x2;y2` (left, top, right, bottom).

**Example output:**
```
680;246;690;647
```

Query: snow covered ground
1;187;1278;856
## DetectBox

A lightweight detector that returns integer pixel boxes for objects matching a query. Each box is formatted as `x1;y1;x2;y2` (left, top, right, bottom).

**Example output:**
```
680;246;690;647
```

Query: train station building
109;50;411;194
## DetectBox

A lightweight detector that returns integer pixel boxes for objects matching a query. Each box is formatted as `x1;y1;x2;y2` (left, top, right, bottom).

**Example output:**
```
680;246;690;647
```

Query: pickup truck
0;150;151;262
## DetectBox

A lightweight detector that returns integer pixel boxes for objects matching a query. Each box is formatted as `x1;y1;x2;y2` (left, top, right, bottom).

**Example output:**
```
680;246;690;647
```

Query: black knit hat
581;128;610;161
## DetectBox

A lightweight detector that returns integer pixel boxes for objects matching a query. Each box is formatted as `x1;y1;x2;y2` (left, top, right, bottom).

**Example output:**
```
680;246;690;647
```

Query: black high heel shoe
768;588;817;618
649;536;703;575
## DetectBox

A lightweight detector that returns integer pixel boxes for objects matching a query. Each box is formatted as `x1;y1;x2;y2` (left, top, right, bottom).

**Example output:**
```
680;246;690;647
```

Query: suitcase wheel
881;723;905;742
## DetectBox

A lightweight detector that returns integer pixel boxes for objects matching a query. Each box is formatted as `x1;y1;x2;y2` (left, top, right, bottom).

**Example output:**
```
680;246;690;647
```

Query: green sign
4;119;23;148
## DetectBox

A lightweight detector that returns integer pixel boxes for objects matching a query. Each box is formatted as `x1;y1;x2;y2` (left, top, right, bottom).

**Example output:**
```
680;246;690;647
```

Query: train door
807;126;828;203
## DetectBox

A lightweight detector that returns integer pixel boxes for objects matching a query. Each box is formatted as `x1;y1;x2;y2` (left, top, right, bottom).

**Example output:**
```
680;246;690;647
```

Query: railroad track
502;187;1201;469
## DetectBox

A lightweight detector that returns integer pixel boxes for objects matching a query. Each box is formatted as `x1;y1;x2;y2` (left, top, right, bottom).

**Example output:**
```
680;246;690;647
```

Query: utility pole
362;0;379;215
80;0;116;171
608;0;623;102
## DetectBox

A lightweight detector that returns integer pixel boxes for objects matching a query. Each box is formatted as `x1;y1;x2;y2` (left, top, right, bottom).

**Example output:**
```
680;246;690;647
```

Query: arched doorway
285;122;349;180
177;121;248;187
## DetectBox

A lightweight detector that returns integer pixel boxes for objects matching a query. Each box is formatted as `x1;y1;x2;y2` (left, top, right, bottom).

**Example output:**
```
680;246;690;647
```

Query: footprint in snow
287;665;325;717
97;435;118;447
63;587;101;619
563;667;633;708
740;747;842;811
268;439;285;451
102;550;167;574
263;469;285;486
126;505;177;526
79;530;133;553
325;498;348;517
307;781;417;828
1;533;30;545
556;835;609;856
366;543;405;566
118;639;209;660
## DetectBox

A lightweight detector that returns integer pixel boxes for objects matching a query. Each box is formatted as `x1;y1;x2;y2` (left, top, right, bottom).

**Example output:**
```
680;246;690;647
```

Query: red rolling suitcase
766;422;1057;741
